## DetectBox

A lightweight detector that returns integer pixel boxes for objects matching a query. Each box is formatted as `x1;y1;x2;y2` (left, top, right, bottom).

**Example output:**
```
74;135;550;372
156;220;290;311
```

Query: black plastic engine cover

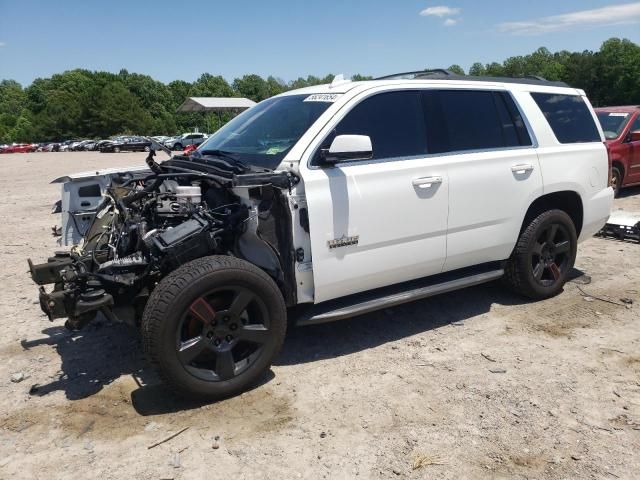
151;214;217;267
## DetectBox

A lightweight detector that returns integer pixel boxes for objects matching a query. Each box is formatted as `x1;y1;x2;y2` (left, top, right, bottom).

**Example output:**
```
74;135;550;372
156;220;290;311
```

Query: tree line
1;37;638;144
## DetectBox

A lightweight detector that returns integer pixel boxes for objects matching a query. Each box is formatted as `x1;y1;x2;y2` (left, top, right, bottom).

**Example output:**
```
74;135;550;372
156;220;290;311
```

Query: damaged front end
28;151;299;330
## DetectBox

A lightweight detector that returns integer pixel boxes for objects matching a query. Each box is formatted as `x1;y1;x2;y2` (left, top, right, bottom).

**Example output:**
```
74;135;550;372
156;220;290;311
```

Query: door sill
294;263;504;326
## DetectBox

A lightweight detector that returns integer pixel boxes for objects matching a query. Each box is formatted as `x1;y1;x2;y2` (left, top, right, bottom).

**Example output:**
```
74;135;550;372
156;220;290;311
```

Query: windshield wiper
198;149;251;170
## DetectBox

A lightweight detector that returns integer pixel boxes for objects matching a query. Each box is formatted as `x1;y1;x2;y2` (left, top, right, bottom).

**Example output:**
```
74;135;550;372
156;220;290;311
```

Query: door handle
412;176;443;188
511;164;534;174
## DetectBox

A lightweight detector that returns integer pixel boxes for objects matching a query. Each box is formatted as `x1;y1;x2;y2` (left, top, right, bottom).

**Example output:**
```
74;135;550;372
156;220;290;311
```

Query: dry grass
411;452;446;470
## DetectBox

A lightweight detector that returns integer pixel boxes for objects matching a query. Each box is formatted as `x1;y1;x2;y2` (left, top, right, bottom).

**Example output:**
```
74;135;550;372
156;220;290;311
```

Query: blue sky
1;0;639;86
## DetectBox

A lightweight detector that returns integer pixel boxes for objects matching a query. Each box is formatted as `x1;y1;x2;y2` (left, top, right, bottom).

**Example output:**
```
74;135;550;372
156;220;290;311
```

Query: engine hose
121;177;164;207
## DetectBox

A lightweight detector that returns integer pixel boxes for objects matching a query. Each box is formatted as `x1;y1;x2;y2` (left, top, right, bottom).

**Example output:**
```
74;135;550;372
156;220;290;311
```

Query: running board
295;267;504;326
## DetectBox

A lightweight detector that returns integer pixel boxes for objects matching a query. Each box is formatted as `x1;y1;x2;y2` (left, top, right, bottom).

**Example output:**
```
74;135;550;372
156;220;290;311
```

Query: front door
301;90;449;303
625;114;640;184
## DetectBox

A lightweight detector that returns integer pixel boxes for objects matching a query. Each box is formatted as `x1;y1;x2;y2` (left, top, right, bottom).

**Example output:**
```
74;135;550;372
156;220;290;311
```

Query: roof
594;105;640;113
374;70;569;88
177;97;256;113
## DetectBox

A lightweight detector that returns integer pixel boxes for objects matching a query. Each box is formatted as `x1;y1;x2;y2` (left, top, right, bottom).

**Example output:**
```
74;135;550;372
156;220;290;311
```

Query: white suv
29;72;613;399
165;132;207;150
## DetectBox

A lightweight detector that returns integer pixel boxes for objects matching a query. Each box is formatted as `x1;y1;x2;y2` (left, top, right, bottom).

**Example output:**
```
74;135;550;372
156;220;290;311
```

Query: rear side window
422;90;532;154
531;93;600;144
330;91;428;160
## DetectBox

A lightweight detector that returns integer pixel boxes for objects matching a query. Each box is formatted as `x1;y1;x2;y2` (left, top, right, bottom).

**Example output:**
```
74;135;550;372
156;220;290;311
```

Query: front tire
114;146;121;153
142;256;287;400
173;143;183;151
504;210;577;300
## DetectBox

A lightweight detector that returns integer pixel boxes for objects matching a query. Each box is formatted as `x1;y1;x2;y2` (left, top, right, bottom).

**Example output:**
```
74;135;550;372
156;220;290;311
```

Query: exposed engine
28;151;298;330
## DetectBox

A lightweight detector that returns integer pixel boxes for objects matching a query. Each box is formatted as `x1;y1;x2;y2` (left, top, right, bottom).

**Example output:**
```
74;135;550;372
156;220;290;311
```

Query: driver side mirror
319;135;373;166
629;130;640;143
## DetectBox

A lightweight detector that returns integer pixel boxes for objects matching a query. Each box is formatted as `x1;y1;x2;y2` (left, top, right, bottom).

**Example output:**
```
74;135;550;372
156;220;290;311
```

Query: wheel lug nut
225;335;233;342
206;331;214;339
230;324;237;331
214;339;221;346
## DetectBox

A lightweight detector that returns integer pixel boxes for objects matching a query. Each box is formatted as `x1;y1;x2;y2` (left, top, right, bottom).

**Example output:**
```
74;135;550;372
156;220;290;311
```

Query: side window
423;90;530;154
324;91;428;161
531;93;601;144
629;115;640;135
497;92;533;147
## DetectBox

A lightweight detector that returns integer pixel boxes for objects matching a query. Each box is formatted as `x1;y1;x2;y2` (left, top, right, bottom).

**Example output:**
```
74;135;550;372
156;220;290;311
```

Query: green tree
468;62;486;76
233;74;270;102
447;64;465;75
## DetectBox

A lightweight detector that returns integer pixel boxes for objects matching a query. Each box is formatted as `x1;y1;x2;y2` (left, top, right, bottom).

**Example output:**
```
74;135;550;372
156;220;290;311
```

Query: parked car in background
182;144;199;155
596;106;640;196
58;140;79;152
83;140;98;151
165;132;207;151
151;135;172;145
0;143;37;153
71;140;92;151
99;136;152;153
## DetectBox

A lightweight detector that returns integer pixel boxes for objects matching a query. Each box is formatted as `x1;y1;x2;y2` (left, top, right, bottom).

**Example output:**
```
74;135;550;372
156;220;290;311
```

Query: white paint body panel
302;156;449;303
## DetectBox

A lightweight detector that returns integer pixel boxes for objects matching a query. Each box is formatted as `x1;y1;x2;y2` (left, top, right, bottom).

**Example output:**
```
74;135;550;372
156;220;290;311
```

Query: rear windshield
596;112;631;140
531;93;601;144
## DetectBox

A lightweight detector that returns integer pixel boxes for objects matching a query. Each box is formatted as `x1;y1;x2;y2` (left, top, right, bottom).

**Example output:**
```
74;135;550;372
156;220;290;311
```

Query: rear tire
612;166;622;198
142;256;287;400
504;209;577;300
114;146;120;153
173;143;183;151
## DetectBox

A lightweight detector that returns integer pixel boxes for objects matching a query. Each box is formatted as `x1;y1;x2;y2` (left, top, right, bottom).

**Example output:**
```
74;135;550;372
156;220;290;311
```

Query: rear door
625;114;640;184
301;90;449;303
423;89;544;271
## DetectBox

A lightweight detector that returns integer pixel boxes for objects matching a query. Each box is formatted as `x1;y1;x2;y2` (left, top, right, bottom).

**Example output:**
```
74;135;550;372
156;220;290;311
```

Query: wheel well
522;191;583;237
612;161;624;180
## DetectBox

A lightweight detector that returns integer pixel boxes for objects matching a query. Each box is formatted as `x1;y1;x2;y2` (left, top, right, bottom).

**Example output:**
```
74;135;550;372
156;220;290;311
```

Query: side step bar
295;268;504;326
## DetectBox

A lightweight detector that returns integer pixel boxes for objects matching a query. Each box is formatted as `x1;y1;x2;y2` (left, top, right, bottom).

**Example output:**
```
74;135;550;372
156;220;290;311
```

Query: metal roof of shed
177;97;256;113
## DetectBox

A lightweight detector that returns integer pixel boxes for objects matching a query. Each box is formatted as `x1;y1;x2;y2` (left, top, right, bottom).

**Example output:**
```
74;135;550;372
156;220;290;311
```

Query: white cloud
498;2;640;35
420;6;461;18
443;18;458;26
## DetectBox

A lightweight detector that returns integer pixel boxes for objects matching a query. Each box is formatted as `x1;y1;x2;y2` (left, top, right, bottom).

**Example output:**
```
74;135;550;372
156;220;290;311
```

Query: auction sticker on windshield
304;94;342;102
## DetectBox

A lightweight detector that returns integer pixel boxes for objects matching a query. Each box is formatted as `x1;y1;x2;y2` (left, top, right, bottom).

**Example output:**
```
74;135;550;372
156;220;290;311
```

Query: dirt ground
0;151;639;479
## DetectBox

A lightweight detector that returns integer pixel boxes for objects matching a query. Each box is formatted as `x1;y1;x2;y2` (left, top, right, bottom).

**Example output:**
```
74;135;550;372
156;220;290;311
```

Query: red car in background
596;106;640;196
0;143;38;153
183;144;199;155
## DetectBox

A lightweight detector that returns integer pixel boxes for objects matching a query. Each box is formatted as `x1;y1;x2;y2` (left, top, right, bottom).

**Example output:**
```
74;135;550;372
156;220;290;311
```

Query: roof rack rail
374;69;456;80
372;70;569;87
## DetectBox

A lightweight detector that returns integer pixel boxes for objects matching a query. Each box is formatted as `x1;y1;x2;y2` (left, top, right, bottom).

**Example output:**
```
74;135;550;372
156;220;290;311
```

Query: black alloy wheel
530;223;571;287
177;287;273;382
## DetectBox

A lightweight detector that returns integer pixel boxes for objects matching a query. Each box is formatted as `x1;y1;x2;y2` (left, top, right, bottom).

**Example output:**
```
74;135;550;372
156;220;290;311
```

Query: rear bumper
579;187;614;242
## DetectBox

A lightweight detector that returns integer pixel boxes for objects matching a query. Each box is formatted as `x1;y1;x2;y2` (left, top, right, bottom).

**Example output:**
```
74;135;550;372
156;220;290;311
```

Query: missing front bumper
30;255;114;323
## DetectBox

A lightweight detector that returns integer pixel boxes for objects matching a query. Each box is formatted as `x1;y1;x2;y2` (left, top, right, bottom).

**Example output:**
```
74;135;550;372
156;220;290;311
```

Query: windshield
196;94;332;170
597;112;631;140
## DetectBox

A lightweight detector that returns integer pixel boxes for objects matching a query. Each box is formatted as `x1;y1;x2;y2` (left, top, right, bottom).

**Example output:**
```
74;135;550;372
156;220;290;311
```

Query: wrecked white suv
28;71;613;399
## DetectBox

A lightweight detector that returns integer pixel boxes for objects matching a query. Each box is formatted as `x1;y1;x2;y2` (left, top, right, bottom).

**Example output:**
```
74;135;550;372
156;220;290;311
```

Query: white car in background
164;133;208;151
